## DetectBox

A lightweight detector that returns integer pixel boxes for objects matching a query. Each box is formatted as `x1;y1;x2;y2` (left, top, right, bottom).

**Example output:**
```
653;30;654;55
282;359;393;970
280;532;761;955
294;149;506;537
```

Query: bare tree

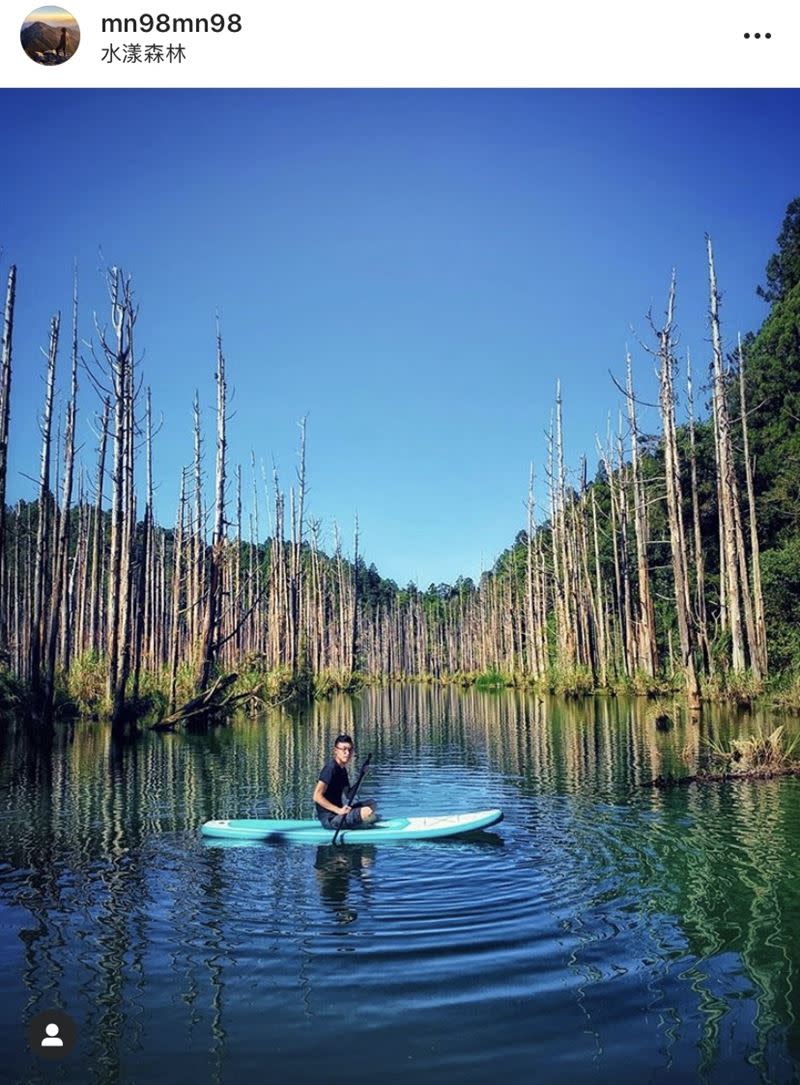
656;274;700;708
43;271;79;715
0;266;17;634
89;398;110;653
708;236;747;672
737;333;768;675
96;268;138;725
686;349;712;673
625;353;658;677
30;313;60;694
196;324;227;692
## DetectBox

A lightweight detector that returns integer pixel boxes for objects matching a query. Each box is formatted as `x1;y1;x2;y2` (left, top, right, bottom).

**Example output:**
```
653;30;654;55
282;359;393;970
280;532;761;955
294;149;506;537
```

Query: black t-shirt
316;759;351;814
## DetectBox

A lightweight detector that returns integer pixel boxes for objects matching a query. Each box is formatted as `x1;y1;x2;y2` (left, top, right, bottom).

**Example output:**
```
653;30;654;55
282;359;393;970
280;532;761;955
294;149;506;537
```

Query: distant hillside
21;20;79;62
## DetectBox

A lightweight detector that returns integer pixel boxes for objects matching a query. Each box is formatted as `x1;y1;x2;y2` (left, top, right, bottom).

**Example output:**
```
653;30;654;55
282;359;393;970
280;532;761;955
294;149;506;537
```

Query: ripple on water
2;700;800;1085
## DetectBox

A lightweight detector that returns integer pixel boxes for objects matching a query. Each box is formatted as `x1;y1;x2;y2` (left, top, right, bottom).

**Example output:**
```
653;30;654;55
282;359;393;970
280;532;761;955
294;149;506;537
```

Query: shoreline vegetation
2;660;800;730
1;198;800;732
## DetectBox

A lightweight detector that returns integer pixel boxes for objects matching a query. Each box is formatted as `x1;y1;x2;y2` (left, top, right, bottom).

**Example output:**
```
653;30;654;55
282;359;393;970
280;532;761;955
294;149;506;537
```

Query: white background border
2;1;798;88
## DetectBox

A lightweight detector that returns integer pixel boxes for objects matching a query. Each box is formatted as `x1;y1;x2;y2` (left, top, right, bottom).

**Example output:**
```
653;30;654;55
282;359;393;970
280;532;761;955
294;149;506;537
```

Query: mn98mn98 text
101;14;242;33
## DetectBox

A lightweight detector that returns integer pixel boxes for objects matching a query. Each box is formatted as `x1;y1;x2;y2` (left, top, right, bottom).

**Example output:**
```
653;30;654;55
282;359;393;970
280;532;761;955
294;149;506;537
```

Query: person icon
41;1023;63;1047
26;1008;76;1058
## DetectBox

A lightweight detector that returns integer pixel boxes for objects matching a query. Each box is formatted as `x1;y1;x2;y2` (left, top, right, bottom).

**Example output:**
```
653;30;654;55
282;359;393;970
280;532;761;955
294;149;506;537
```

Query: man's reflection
314;844;376;924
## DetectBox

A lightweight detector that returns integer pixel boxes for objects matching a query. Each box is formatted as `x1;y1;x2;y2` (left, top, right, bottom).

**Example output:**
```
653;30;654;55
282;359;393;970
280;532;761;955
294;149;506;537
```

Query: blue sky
1;89;798;587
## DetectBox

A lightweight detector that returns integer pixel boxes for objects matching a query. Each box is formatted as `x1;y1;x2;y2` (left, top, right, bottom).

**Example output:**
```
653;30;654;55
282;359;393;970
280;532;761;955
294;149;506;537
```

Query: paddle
332;751;373;845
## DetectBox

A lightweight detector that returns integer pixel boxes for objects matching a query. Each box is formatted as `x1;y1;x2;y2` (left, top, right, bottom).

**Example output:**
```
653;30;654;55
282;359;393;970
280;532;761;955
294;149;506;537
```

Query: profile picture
20;5;80;64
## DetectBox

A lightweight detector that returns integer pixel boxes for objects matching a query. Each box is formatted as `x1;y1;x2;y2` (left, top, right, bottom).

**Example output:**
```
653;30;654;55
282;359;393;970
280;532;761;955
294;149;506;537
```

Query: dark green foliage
757;196;800;305
0;667;27;720
739;282;800;543
760;538;800;673
355;559;397;615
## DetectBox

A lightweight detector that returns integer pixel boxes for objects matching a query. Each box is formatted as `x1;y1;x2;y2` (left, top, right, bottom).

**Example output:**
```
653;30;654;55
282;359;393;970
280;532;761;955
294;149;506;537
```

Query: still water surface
1;686;799;1084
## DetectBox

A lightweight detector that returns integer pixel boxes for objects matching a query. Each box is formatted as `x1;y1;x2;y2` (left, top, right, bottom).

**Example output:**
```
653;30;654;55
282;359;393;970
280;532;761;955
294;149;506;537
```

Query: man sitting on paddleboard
314;735;377;830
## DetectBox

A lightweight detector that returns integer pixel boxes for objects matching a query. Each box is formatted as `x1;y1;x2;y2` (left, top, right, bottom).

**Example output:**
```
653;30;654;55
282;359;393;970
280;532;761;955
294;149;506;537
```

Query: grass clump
0;666;29;720
475;669;515;691
701;669;764;706
771;674;800;714
131;670;170;721
547;665;594;697
647;699;677;731
615;670;678;698
313;670;366;697
441;670;474;688
66;652;110;717
708;725;800;775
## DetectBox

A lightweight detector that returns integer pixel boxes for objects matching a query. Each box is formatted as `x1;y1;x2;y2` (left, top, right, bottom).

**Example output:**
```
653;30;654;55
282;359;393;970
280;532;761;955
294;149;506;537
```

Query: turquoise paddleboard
200;808;503;844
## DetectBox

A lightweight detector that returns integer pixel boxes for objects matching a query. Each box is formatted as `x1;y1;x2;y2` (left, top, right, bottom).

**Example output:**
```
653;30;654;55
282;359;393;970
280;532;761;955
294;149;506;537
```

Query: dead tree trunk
525;465;538;676
616;423;635;678
0;266;17;637
656;274;700;709
708;236;746;672
686;350;712;674
97;269;137;725
191;391;204;651
555;384;577;668
60;272;80;675
169;470;186;712
234;463;242;662
291;417;307;672
43;275;79;715
598;432;627;678
131;388;154;702
737;333;768;676
351;515;360;673
590;487;608;687
626;353;658;677
31;313;60;695
89;399;110;653
196;325;227;693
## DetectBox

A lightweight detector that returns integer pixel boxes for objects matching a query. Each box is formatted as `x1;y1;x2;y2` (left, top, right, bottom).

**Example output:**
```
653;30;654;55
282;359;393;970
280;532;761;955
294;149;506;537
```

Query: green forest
1;197;800;730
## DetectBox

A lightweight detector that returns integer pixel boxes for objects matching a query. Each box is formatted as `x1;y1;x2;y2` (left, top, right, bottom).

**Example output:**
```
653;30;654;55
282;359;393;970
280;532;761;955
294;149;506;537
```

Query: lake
1;686;799;1083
